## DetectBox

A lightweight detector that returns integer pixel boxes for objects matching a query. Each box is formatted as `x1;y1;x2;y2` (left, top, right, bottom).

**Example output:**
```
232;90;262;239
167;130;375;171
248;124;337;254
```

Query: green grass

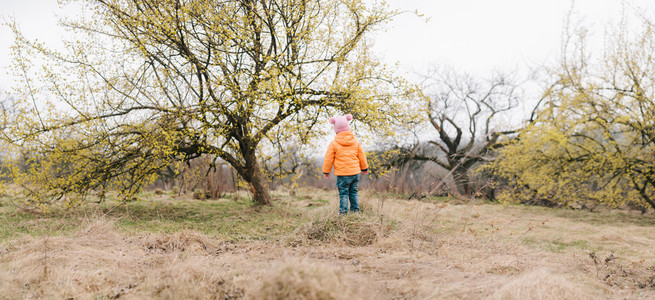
549;239;590;251
550;208;655;227
0;191;311;242
110;198;308;240
0;210;81;242
521;237;593;253
479;203;655;228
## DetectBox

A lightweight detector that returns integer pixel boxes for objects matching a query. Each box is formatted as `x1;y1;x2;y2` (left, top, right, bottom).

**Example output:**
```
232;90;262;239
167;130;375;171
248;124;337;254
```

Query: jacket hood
334;131;356;146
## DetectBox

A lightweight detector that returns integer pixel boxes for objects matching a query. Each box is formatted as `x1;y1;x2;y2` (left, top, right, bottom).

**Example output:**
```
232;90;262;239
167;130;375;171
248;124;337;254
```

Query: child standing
322;114;369;214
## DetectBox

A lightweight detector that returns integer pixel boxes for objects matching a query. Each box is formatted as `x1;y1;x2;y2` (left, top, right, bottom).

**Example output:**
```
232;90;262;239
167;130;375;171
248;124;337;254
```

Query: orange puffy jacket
322;131;368;176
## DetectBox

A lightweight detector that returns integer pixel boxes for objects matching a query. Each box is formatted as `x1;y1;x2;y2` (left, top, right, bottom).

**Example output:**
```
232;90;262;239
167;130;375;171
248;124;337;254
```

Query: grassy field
0;188;654;299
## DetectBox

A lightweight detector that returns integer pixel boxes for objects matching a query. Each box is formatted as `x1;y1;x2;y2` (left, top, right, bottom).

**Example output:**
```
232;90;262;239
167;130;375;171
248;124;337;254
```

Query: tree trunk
242;151;272;206
452;167;472;196
249;167;272;205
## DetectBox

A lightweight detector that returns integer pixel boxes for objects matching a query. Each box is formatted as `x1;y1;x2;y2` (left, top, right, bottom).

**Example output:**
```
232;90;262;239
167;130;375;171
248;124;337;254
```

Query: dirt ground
1;190;654;299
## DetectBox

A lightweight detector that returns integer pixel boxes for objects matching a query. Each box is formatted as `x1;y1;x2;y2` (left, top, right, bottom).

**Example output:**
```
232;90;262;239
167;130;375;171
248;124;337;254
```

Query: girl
322;114;369;214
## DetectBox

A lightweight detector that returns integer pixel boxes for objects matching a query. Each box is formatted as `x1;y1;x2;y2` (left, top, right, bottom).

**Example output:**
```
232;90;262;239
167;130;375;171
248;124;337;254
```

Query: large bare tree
411;68;522;196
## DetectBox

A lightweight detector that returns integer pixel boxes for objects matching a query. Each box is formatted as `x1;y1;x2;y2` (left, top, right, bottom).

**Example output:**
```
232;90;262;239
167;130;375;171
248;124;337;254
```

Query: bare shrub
166;156;236;198
192;189;210;200
588;252;655;290
171;187;179;193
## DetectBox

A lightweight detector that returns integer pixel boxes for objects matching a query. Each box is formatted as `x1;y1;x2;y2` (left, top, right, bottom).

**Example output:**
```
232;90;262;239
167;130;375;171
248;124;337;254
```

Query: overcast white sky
1;0;654;92
375;0;654;76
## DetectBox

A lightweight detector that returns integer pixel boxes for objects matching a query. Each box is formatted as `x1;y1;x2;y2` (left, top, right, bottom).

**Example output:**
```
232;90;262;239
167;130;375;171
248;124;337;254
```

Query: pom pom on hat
329;114;352;133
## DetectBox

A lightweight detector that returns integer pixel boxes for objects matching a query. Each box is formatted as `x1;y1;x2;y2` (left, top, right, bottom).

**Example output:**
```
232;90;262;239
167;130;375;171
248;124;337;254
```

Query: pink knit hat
329;114;352;134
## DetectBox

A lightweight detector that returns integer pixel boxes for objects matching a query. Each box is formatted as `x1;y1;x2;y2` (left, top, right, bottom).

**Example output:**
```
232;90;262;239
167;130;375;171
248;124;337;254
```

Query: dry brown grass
0;189;654;299
246;259;370;300
0;220;243;299
486;268;597;300
301;210;391;247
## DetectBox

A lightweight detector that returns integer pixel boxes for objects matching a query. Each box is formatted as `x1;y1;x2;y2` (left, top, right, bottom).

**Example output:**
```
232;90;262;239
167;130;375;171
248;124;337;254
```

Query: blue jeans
336;174;360;214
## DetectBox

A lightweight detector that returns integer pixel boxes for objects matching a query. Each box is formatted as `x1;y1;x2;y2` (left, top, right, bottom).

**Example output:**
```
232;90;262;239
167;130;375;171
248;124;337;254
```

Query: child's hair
329;114;353;133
